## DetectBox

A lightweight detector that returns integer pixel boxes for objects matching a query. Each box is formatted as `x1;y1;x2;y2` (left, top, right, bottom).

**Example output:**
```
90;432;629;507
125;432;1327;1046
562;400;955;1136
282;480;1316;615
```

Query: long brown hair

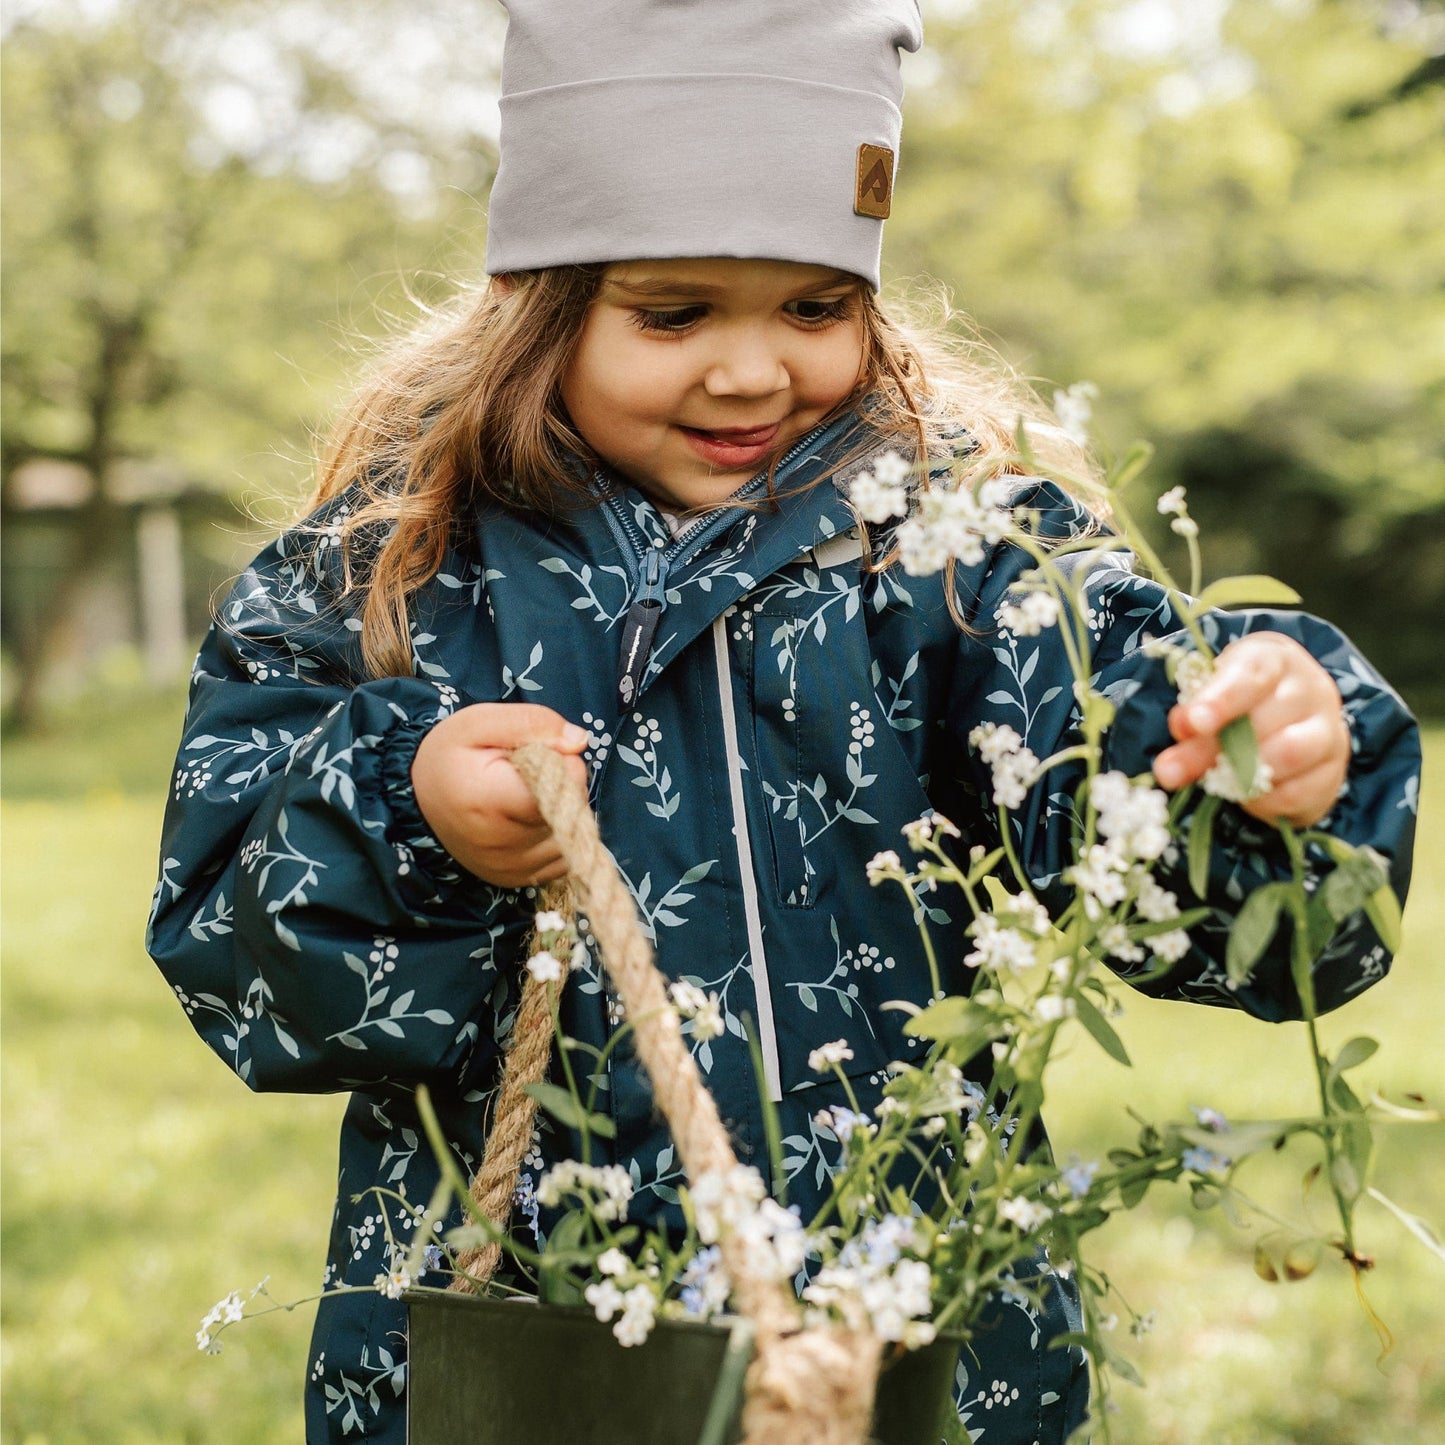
310;266;1099;678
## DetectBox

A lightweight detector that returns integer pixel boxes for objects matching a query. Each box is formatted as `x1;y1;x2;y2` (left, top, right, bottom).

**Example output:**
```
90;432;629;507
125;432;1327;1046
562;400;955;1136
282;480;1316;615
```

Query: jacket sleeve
146;511;527;1096
943;481;1421;1022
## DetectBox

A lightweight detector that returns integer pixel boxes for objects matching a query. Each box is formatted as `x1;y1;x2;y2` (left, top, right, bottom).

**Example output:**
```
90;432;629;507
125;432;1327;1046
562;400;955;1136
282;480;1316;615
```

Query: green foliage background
2;0;1442;710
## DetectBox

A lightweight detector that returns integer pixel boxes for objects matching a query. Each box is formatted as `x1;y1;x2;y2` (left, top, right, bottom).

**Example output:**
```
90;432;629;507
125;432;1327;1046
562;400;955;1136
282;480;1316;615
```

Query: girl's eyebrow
604;269;857;301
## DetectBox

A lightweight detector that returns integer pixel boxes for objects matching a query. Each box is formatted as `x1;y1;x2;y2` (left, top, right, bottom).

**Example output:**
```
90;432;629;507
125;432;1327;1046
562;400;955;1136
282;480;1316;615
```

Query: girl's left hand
1152;632;1351;828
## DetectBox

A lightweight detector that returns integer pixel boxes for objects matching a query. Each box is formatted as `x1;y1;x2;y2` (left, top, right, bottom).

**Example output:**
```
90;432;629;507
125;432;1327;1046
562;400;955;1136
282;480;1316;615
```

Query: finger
476;754;549;826
484;836;567;881
1256;714;1348;786
454;702;591;752
1154;734;1220;791
1170;638;1289;739
1242;759;1346;829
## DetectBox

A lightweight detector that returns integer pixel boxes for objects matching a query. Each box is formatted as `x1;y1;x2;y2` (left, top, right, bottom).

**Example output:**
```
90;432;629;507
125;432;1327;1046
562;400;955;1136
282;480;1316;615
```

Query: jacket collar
591;410;878;696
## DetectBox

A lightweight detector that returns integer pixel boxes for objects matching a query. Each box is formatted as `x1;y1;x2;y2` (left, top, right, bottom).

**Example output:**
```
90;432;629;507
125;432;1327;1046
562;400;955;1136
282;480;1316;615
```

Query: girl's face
561;258;867;512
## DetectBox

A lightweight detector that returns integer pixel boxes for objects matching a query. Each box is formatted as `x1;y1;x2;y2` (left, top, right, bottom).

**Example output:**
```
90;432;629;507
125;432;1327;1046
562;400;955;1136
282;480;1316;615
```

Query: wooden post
136;503;188;687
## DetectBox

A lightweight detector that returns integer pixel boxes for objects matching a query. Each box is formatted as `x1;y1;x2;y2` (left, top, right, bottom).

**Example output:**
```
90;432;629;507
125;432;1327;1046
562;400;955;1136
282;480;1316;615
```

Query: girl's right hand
411;704;591;888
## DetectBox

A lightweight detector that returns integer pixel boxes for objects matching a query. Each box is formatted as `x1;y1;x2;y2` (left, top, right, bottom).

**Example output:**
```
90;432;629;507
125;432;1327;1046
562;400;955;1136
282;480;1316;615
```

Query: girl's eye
631;306;707;334
785;296;853;327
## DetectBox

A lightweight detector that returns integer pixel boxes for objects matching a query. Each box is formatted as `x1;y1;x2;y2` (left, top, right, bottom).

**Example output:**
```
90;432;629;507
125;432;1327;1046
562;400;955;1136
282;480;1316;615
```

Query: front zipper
617;547;670;708
596;417;841;712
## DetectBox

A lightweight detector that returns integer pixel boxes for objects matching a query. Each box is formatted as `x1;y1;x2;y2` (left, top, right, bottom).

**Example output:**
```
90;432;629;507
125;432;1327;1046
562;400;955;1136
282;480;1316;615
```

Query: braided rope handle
449;743;881;1445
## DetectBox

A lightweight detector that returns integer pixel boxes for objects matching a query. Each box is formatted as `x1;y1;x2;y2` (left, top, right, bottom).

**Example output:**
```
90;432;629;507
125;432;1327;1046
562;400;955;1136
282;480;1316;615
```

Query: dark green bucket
405;1291;959;1445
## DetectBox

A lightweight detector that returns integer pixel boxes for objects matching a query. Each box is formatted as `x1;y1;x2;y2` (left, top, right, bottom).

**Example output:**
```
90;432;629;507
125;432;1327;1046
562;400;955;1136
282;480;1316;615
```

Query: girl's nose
702;334;790;398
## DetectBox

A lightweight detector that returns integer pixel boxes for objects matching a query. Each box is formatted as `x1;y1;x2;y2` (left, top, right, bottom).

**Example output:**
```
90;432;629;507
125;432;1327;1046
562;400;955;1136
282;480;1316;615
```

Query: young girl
147;3;1420;1441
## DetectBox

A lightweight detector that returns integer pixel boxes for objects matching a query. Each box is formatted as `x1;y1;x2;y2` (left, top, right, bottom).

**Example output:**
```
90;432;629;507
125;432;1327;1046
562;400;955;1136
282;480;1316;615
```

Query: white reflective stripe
809;529;864;571
711;616;784;1103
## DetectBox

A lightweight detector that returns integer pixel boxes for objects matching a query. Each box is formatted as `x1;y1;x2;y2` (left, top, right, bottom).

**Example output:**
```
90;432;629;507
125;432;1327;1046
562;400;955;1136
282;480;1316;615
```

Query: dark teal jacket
148;413;1419;1442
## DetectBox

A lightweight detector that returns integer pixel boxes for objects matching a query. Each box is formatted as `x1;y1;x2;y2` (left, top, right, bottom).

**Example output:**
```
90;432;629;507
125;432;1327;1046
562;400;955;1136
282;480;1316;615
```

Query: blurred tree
0;0;502;729
893;0;1445;711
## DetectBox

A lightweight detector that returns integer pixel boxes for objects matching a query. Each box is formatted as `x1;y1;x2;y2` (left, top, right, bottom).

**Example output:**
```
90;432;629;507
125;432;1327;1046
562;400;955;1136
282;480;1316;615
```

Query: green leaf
1219;716;1259;797
1330;1152;1362;1204
1187;793;1220;900
1342;1118;1374;1194
905;996;994;1046
1128;908;1211;941
1191;575;1302;614
1253;1242;1280;1282
1072;994;1131;1066
1304;897;1339;959
1311;837;1402;953
1327;1035;1379;1085
1366;1188;1445;1264
1284;1239;1323;1281
1363;884;1403;955
1111;440;1155;492
1079;688;1116;737
1320;849;1389;923
1225;882;1287;985
522;1082;617;1139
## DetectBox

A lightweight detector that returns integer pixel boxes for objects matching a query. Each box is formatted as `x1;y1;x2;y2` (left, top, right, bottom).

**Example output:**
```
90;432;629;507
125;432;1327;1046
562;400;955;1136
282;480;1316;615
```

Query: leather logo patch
854;143;894;219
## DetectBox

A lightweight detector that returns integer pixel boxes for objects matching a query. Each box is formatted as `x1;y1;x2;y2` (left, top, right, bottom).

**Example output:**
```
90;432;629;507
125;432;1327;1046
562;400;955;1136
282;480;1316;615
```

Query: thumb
454;702;590;753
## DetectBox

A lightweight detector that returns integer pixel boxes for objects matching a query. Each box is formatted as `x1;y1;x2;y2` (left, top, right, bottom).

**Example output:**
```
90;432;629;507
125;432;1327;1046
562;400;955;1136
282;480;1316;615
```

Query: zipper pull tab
617;546;670;709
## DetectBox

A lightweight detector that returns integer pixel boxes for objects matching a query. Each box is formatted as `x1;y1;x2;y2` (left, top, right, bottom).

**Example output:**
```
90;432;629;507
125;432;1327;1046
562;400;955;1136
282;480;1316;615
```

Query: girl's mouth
679;422;782;469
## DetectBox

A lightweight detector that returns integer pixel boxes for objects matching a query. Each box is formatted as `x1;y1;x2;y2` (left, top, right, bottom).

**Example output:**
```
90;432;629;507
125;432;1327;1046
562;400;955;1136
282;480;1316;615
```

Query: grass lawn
2;695;1441;1442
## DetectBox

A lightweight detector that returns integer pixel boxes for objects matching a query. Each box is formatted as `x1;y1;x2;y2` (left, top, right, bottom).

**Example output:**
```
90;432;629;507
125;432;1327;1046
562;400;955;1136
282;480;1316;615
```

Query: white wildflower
874;450;911;486
373;1262;413;1299
525;950;565;984
669;981;725;1042
964;916;1038;974
1150;928;1192;964
997;591;1060;637
1033;994;1077;1023
849;466;909;524
902;812;961;849
584;1279;624;1323
968;723;1040;810
815;1106;872;1144
1053;381;1099;447
866;849;904;882
895;476;1015;576
1174;650;1212;705
1091;771;1171;863
1201;753;1274;803
808;1039;854;1073
997;1195;1052;1232
1133;872;1180;923
1068;843;1131;915
533;910;569;934
597;1247;629;1278
690;1164;768;1244
1156;486;1188;516
536;1161;634;1222
732;1199;811;1282
1099;923;1145;964
612;1285;658;1347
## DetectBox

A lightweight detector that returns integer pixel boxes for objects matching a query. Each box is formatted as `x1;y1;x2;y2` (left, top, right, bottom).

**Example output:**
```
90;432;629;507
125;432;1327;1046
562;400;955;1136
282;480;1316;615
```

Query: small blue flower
1182;1147;1229;1176
1061;1159;1098;1198
1190;1105;1228;1133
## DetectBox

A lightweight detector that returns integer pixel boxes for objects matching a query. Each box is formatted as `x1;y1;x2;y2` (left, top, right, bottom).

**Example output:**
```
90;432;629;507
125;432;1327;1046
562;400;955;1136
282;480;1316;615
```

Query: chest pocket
749;532;870;911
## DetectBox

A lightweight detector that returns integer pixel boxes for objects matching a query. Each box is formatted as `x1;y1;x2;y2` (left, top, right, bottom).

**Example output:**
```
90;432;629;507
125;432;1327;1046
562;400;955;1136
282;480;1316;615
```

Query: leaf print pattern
616;714;680;820
788;915;892;1038
148;459;1419;1445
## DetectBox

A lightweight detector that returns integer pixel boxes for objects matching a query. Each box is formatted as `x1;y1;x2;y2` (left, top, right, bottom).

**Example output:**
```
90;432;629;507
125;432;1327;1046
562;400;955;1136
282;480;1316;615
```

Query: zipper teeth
597;414;843;570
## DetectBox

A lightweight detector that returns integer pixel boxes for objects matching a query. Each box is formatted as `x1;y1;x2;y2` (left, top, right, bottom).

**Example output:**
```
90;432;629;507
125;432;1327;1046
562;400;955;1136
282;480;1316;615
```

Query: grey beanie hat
484;0;923;289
